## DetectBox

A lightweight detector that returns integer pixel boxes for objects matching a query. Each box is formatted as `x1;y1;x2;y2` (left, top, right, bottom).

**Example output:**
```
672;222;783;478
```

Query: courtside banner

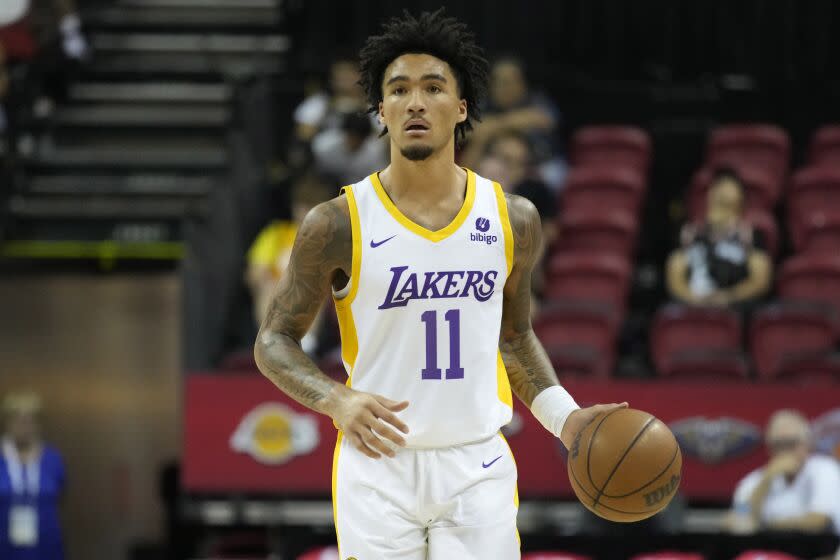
184;374;840;500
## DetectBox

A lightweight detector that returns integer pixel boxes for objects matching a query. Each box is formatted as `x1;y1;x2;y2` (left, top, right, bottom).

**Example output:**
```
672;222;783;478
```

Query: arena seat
570;125;652;175
750;303;840;380
688;164;780;218
791;208;840;254
544;252;632;312
731;551;801;560
556;209;639;257
778;253;840;313
629;552;705;560
787;166;840;248
523;553;593;560
561;166;646;218
808;124;840;166
297;546;338;560
651;304;746;379
533;302;619;378
706;124;790;182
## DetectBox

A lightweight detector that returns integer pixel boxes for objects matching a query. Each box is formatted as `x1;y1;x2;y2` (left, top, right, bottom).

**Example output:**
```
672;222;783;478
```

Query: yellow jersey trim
500;433;521;546
496;350;513;408
492;181;514;277
332;433;343;554
369;168;477;243
333;186;361;384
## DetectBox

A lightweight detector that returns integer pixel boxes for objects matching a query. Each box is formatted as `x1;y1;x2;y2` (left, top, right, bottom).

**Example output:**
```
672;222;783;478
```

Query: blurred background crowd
1;1;840;559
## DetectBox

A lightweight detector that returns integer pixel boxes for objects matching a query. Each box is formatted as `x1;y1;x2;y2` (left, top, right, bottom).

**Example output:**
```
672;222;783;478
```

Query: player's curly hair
358;9;489;146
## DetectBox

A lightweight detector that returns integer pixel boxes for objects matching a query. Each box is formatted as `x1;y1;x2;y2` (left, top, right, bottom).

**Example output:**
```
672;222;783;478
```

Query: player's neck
383;140;463;204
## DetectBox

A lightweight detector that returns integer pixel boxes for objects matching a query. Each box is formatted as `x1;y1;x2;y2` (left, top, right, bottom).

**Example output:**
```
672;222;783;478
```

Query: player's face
378;53;467;161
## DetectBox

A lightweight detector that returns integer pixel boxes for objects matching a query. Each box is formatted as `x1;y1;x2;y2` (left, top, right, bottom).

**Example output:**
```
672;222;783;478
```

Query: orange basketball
567;408;682;522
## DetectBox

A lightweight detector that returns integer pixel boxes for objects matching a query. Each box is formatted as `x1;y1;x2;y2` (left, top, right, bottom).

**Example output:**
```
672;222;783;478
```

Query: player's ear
457;99;467;124
378;101;386;126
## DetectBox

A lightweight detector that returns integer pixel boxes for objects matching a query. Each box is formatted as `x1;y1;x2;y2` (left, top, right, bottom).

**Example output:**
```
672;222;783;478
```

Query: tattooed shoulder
504;193;542;269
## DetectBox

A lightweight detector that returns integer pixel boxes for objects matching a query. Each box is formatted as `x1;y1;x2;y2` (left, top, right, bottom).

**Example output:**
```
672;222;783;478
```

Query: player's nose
406;90;426;113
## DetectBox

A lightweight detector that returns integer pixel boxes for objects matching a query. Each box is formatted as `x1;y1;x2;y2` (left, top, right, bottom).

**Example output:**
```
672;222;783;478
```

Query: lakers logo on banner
230;403;319;465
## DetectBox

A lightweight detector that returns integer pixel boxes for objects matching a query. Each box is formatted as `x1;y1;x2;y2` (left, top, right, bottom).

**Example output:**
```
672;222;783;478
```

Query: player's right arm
254;196;408;459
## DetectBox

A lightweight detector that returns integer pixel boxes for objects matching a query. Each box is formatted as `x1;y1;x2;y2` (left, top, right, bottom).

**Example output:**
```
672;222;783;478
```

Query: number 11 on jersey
420;309;464;380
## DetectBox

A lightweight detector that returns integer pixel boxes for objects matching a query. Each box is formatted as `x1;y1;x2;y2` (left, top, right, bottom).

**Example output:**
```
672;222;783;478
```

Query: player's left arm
499;194;626;449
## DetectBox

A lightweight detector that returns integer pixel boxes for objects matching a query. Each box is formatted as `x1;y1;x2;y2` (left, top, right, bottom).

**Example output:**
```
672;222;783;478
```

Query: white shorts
332;432;521;560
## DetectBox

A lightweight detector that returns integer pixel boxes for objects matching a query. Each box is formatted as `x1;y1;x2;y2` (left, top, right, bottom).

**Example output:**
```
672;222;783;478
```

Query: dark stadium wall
0;274;180;560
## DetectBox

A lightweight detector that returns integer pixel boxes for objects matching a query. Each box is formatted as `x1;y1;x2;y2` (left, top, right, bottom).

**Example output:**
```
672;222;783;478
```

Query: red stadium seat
732;551;801;560
688;165;780;218
630;552;705;560
556;209;639;257
778;253;840;313
533;302;619;378
706;124;790;181
750;303;840;381
298;546;338;560
545;253;632;312
787;166;840;248
523;553;593;560
571;125;652;174
561;166;646;218
792;208;840;254
651;304;747;379
808;125;840;166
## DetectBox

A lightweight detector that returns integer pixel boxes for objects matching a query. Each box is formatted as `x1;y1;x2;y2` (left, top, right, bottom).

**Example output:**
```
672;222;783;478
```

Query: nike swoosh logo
370;235;397;248
482;455;503;469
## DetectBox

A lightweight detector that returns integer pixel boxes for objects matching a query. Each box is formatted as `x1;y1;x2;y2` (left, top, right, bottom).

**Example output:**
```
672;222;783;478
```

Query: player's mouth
404;119;430;137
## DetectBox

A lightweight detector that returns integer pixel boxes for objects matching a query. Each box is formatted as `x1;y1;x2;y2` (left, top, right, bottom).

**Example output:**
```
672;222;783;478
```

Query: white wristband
530;385;580;439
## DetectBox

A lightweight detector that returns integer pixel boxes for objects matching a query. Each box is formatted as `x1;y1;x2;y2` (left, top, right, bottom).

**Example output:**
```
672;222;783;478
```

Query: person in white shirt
728;409;840;534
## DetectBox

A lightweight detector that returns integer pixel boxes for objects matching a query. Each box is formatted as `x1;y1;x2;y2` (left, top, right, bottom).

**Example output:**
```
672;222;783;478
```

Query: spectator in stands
727;409;840;535
477;130;557;300
293;55;368;143
0;391;66;560
246;173;335;355
0;45;8;139
311;111;388;185
461;56;565;187
666;167;771;310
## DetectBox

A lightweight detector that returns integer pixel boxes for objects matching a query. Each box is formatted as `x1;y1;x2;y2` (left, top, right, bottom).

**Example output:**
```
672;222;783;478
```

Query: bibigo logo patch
230;403;319;465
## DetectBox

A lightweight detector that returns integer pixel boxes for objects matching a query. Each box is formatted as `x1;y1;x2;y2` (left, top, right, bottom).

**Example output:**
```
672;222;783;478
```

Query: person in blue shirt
0;392;65;560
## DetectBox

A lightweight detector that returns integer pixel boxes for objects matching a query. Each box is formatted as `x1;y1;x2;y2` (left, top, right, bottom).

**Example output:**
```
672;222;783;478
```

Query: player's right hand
330;387;409;459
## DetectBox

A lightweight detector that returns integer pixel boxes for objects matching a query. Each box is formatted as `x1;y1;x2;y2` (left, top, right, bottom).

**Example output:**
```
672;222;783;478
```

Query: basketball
567;408;682;522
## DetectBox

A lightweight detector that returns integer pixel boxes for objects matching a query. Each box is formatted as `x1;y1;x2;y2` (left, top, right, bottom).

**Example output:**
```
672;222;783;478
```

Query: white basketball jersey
332;169;514;448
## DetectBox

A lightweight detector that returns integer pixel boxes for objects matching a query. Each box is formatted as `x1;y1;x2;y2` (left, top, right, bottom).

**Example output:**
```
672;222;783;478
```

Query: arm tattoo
499;194;560;407
254;197;352;413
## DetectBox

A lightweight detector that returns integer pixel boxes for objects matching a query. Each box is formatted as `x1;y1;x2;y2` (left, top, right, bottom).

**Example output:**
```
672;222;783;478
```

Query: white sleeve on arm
733;470;762;507
807;457;840;519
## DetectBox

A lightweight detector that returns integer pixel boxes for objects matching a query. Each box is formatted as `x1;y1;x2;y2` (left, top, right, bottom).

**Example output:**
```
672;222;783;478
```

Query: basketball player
254;10;626;559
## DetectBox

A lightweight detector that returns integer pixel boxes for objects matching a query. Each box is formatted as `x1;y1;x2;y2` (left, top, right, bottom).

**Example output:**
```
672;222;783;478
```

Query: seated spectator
246;173;335;355
462;56;565;187
1;391;66;560
727;409;840;535
311;111;388;186
293;55;367;143
666;167;771;310
0;45;8;139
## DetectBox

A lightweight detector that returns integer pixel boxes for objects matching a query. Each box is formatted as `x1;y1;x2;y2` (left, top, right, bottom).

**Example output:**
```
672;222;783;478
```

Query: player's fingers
350;431;381;459
596;402;628;412
371;402;410;434
361;428;395;458
373;394;409;412
371;419;407;448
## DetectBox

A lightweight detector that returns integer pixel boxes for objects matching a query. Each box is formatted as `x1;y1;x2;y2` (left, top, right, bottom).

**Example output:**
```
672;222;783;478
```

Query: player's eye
393;87;406;95
428;85;442;94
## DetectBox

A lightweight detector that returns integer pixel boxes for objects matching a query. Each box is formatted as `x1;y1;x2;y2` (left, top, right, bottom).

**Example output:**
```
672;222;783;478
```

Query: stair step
91;32;290;54
117;0;277;8
28;146;228;171
84;52;285;79
69;82;232;103
86;6;281;30
53;104;229;128
27;174;215;197
8;194;208;219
